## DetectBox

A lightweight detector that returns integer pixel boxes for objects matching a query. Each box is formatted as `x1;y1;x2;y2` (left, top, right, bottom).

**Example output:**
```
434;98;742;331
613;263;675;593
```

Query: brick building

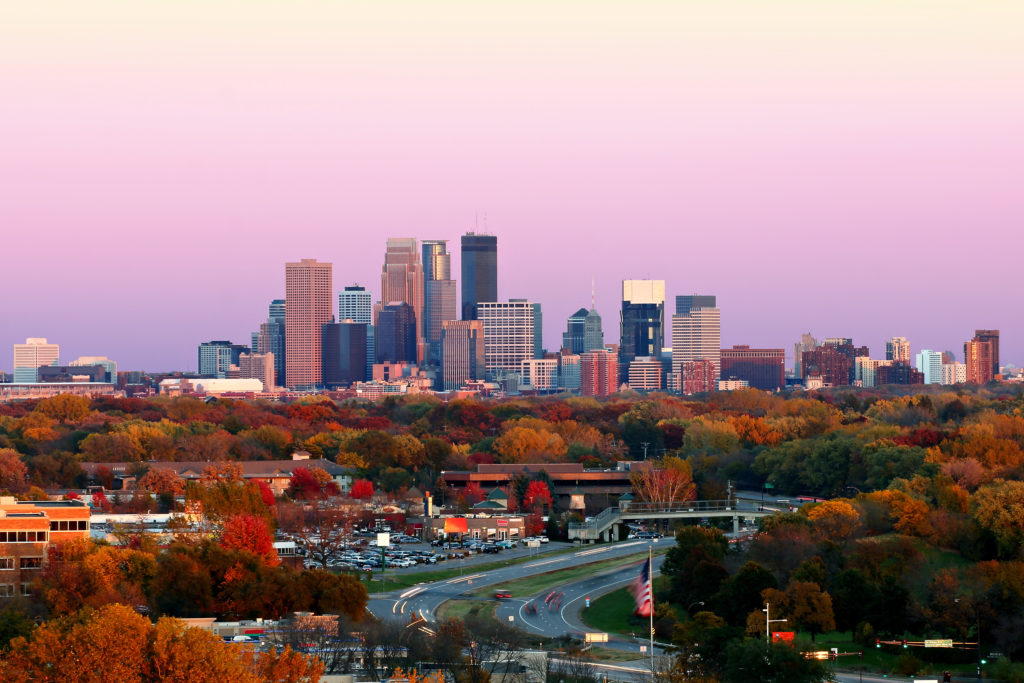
1;497;91;599
719;346;785;391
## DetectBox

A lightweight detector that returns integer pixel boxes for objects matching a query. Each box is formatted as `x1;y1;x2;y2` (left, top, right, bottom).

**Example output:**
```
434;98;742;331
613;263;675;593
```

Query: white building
69;356;117;383
519;358;559;391
671;299;721;382
855;357;892;388
942;362;967;385
718;378;750;391
159;378;264;395
13;338;59;383
476;301;535;380
915;349;943;385
886;337;911;363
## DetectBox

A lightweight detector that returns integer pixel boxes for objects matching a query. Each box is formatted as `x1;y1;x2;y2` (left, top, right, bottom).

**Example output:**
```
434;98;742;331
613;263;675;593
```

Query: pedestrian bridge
567;499;780;542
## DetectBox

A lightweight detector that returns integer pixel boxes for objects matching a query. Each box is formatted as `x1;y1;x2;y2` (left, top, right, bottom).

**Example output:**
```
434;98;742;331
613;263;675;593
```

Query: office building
886;337;911;363
973;330;1000;378
793;333;817;378
719;346;785;391
520;358;559;391
510;299;543;358
964;339;995;385
285;258;333;389
254;299;286;387
583;308;604;353
671;295;721;382
855;357;892;388
559;351;581;391
476;301;535;380
627;357;662;392
681;360;716;395
915;349;943;385
718;379;750;391
461;233;498;320
339;285;374;380
875;362;924;386
580;349;619;398
942;362;967;385
422;240;457;366
69;356;117;383
376;302;417;364
563;308;588;354
619;280;665;382
441;320;485;391
12;338;59;383
321;322;368;388
380;239;426;363
239;352;276;392
37;365;106;383
198;341;248;378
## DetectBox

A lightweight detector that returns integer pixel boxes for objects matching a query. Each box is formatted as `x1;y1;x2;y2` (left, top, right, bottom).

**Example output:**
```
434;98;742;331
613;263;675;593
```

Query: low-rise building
1;497;91;599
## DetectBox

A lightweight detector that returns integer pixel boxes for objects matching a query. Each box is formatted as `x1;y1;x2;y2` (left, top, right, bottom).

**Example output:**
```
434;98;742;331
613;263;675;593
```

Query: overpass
567;499;779;542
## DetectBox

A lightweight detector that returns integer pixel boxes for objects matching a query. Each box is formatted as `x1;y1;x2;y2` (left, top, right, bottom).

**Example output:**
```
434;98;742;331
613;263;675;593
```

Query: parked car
538;536;549;543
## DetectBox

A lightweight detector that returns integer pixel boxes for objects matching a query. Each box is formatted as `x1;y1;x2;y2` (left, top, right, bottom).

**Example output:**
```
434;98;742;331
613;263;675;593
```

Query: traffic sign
924;639;953;648
584;633;608;643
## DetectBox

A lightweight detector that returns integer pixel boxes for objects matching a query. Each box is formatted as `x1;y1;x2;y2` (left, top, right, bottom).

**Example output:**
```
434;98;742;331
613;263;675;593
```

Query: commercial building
802;339;868;386
915;349;943;385
338;285;374;380
321;322;368;388
0;383;115;403
376;302;417;364
197;340;248;378
159;378;265;396
875;361;924;386
558;351;581;391
942;362;967;385
12;338;59;383
285;259;333;389
422;240;457;366
619;280;665;382
973;330;1000;378
681;359;716;395
718;379;750;391
1;497;91;598
964;338;995;384
627;357;663;392
886;337;911;363
441;320;485;391
580;348;619;397
793;333;817;378
476;301;535;380
254;300;286;387
519;358;559;391
69;356;117;383
238;352;276;392
854;357;892;388
37;365;106;383
380;239;426;364
672;295;721;384
719;346;785;391
461;232;498;320
563;308;588;354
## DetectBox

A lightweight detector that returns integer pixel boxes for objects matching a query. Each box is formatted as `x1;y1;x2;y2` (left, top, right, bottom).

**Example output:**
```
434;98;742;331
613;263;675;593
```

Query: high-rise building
520;358;559;391
964;339;995;385
476;301;535;380
239;352;276;391
509;299;543;358
422;240;457;367
719;346;785;391
886;337;911;362
285;258;333;389
461;233;497;320
321;322;368;388
941;361;967;385
198;340;248;378
671;295;721;383
802;346;853;386
13;338;59;383
793;333;817;378
255;299;286;387
376;302;417;364
338;285;374;380
681;359;716;395
441;320;485;391
563;308;588;354
380;239;426;363
854;357;892;388
69;356;117;383
583;308;604;354
559;351;581;391
876;362;924;386
581;349;619;397
620;280;665;382
628;357;663;392
915;349;943;385
973;330;1000;378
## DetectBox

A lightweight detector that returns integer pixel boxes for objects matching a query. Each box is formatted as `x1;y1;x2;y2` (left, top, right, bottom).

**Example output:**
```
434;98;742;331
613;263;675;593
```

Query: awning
443;517;469;534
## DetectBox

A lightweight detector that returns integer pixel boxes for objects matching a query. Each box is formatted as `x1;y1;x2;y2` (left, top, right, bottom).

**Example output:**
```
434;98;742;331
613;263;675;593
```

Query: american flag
628;557;652;617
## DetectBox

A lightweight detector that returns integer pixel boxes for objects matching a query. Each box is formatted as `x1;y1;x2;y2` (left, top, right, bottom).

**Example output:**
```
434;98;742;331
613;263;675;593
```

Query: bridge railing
568;499;760;531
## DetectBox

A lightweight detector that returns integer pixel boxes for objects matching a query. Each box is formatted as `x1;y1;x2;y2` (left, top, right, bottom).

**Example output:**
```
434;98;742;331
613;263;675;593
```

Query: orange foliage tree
220;514;279;566
630;456;697;504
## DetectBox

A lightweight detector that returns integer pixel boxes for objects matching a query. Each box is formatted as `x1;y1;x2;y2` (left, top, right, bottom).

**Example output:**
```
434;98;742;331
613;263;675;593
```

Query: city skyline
4;2;1023;371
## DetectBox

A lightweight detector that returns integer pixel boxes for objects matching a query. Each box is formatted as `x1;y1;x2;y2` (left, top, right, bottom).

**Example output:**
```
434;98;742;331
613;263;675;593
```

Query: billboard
376;532;390;548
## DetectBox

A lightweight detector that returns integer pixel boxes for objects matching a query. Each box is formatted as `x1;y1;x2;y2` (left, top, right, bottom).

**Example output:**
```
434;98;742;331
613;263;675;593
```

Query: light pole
687;601;705;615
762;602;787;645
641;442;650;460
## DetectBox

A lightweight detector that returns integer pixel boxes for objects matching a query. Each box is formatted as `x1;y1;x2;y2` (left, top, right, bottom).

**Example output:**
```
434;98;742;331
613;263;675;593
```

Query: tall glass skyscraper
339;285;374;380
460;233;497;320
619;280;665;381
422;240;457;366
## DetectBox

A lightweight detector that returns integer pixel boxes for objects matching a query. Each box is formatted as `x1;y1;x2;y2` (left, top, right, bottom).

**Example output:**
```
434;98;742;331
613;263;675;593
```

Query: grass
467;550;664;599
435;598;498;622
581;576;670;636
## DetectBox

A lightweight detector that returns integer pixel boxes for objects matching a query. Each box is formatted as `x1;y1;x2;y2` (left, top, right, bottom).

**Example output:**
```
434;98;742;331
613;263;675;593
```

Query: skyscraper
441;320;485;391
720;346;785;391
376;302;417;364
510;299;542;358
583;308;604;354
580;348;619;397
476;300;534;380
886;337;911;362
13;338;59;383
422;240;457;366
461;233;497;320
285;258;333;389
321;322;368;388
964;338;995;385
563;308;588;354
255;299;286;387
239;352;276;391
380;239;426;363
198;340;248;378
619;280;665;382
973;329;1000;378
671;294;721;383
339;285;374;379
793;333;817;377
915;349;943;385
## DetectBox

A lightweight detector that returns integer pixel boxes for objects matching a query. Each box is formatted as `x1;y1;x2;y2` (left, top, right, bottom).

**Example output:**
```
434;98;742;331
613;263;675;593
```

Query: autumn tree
0;449;28;493
492;425;567;463
279;502;353;566
220;514;279;566
805;499;861;541
350;478;375;500
138;467;185;496
630;456;696;504
34;393;91;423
972;479;1024;558
522;480;553;511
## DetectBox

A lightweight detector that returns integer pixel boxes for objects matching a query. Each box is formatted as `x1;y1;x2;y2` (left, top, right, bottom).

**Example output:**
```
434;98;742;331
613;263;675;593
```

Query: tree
522;480;553;511
630;456;696;504
34;393;91;423
350;478;375;500
220;514;279;566
279;502;353;567
289;467;328;500
137;467;185;496
492;425;567;463
806;499;861;541
722;638;831;683
0;449;28;493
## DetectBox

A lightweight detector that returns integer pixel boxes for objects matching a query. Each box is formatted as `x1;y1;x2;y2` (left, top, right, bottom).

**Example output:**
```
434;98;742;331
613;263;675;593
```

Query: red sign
772;631;795;644
497;519;508;527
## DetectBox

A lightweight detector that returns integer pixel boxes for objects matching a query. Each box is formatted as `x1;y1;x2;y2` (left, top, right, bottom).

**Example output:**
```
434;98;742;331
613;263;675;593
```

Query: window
0;558;13;570
0;584;14;598
20;583;32;597
19;557;43;570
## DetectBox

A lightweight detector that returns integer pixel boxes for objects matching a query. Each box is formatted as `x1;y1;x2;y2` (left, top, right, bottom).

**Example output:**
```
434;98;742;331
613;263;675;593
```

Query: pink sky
2;1;1023;372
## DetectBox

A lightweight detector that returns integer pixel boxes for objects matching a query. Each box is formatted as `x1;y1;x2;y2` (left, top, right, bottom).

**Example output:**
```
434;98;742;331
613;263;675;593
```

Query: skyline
4;2;1023;371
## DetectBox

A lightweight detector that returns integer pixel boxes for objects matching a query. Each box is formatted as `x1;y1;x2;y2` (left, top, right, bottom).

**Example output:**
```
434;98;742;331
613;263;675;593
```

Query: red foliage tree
463;482;485;505
350;479;375;500
525;511;545;536
65;491;81;500
288;467;323;500
91;489;111;512
467;452;495;466
220;514;279;566
253;480;276;507
522;480;553;511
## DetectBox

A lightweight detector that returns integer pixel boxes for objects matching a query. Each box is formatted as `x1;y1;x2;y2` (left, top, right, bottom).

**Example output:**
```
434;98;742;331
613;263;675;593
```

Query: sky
3;1;1023;373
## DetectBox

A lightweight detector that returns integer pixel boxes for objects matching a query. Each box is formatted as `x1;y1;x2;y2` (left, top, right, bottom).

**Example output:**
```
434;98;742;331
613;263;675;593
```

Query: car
495;540;515;549
538;536;549;543
481;543;500;553
494;590;512;599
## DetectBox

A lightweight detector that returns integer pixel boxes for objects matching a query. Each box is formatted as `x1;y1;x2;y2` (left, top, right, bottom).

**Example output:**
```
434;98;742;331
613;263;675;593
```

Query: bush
893;653;924;676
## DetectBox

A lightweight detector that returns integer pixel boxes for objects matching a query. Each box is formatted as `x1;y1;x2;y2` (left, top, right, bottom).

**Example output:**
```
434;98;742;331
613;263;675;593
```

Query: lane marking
445;573;486;584
400;585;427;599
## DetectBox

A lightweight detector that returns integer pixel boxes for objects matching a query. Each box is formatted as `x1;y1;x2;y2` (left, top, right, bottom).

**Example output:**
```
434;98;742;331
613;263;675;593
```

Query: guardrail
568;499;763;531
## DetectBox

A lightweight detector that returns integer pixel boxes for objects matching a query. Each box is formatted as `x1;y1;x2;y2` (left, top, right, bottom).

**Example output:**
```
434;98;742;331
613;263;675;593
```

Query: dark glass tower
563;308;589;354
619;280;665;383
461;233;497;320
376;302;417;363
321;322;368;387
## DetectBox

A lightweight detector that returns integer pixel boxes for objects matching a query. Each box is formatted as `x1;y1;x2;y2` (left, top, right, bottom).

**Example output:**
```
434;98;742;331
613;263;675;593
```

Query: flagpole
649;546;655;682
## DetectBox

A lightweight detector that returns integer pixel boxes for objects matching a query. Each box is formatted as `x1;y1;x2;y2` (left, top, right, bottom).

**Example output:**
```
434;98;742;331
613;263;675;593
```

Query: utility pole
641;442;649;460
762;602;787;645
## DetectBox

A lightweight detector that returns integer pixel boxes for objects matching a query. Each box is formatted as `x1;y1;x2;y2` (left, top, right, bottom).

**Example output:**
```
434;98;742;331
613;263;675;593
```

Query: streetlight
955;598;983;682
762;602;787;645
687;601;705;615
